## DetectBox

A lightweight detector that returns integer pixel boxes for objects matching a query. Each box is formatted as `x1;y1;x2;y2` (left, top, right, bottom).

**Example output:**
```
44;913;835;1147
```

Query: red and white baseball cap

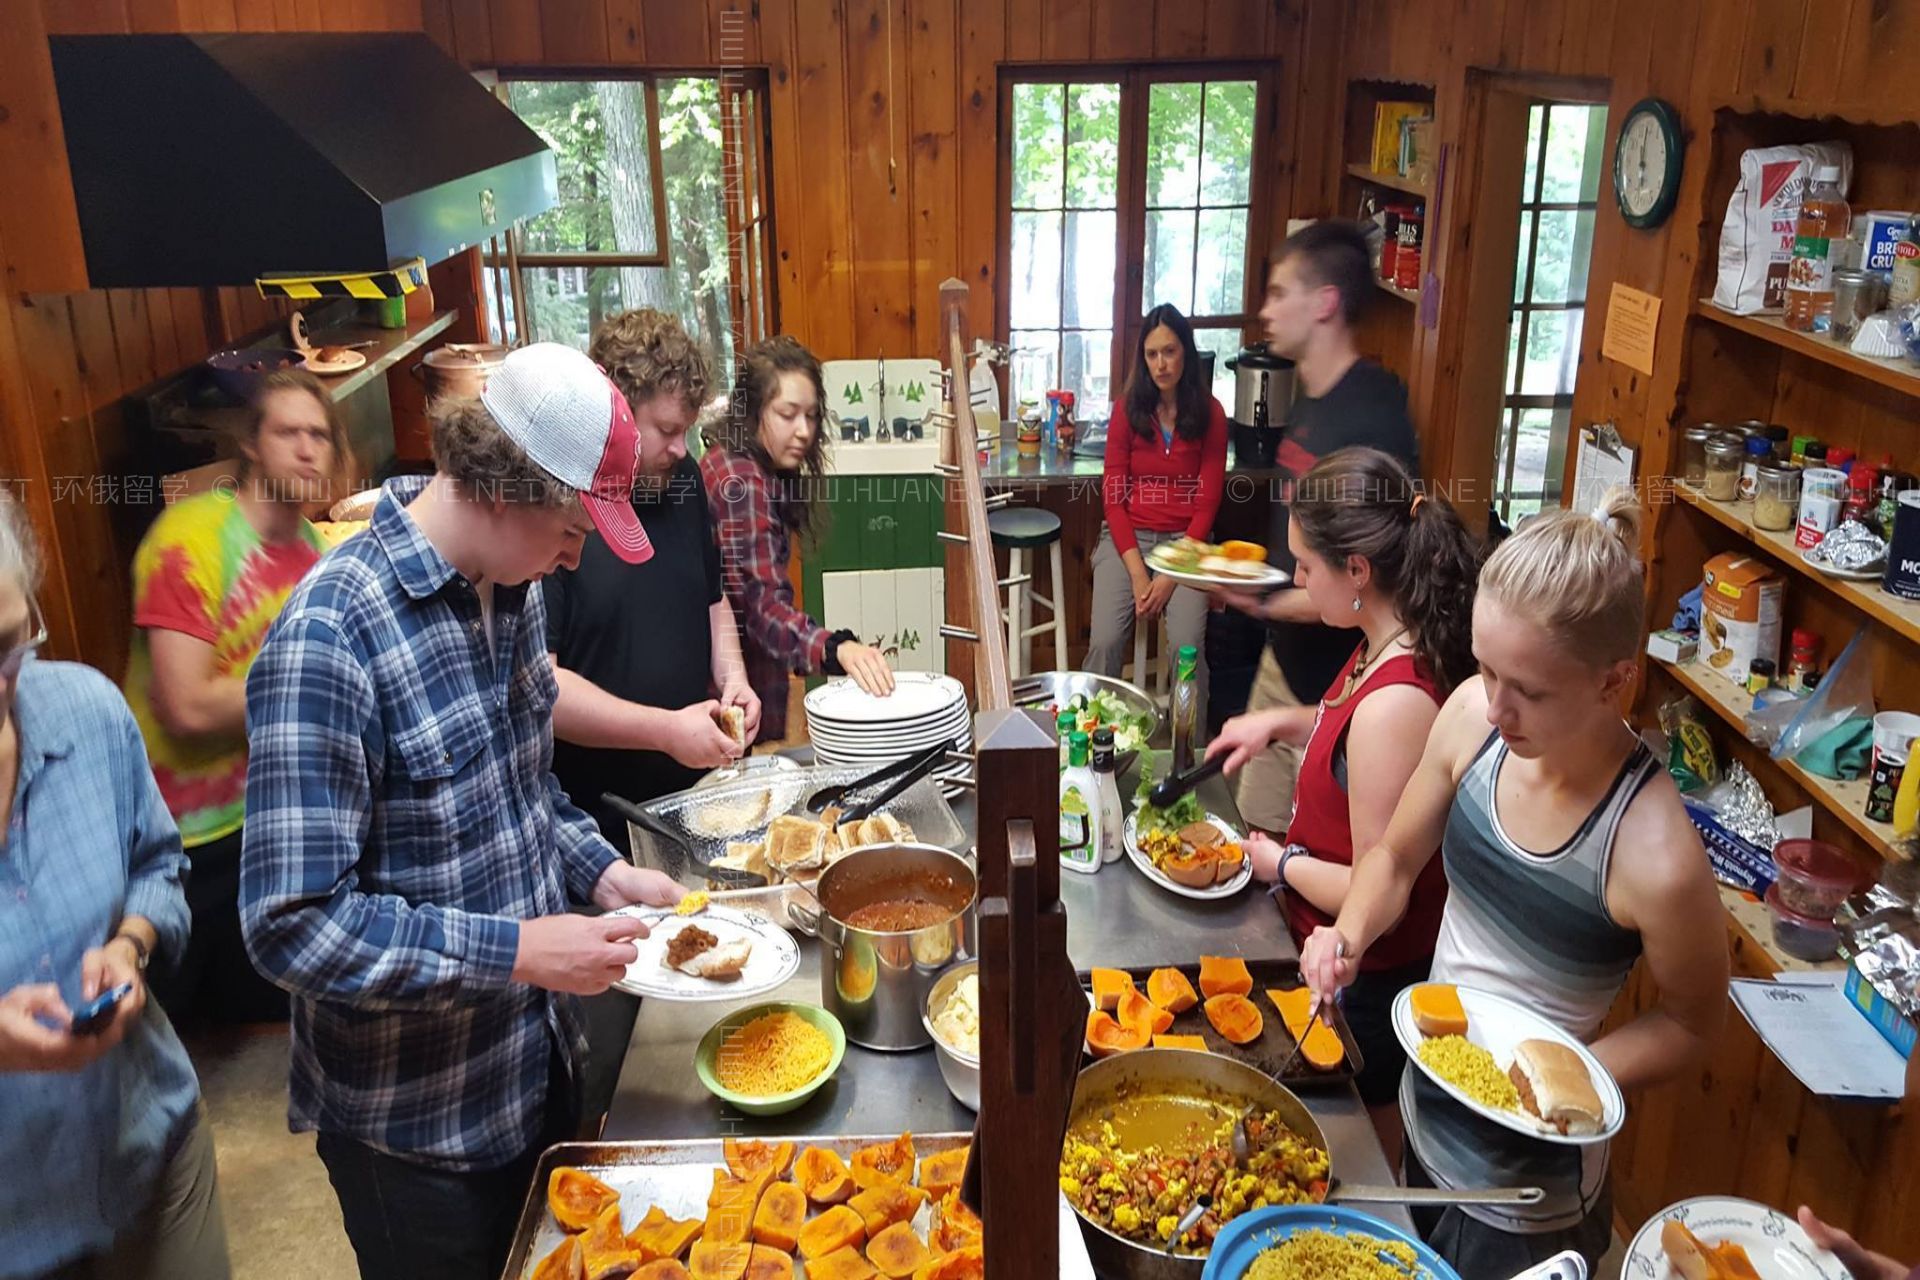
480;342;653;564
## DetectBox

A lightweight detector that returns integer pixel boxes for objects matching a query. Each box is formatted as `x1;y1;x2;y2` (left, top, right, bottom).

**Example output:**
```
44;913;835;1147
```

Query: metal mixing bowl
1010;671;1160;771
921;959;980;1110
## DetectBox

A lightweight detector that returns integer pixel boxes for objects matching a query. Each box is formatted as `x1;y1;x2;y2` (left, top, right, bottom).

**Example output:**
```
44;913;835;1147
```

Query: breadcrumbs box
1700;552;1784;685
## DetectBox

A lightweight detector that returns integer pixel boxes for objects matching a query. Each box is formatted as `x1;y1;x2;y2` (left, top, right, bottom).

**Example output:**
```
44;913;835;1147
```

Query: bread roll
1508;1039;1604;1136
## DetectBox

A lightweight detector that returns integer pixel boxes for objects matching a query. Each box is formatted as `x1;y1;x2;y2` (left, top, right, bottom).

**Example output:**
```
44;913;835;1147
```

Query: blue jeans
315;1054;575;1280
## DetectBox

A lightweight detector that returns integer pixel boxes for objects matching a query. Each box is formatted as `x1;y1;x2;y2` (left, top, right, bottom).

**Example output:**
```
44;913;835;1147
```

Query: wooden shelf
1719;883;1845;975
1653;655;1903;860
1693;299;1920;401
1374;276;1420;304
1670;483;1920;646
305;310;458;402
1345;162;1431;198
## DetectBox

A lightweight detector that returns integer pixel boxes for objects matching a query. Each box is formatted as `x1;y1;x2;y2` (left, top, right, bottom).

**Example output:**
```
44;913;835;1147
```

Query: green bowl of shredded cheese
695;1001;846;1116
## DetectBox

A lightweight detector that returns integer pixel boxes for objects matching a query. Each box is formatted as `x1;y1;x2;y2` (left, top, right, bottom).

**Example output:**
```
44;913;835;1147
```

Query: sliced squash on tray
1198;955;1252;998
1203;992;1264;1044
1146;967;1199;1013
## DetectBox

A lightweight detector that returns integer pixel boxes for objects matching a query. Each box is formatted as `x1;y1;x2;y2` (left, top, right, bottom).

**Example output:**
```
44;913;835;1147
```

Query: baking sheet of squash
1075;961;1366;1089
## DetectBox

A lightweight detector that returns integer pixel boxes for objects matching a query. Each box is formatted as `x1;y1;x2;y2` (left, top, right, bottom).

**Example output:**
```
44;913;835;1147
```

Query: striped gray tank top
1402;729;1655;1233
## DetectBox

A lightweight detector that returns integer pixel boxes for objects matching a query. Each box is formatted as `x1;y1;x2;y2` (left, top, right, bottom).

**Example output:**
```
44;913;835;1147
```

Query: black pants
149;828;287;1026
1403;1141;1615;1278
316;1053;577;1280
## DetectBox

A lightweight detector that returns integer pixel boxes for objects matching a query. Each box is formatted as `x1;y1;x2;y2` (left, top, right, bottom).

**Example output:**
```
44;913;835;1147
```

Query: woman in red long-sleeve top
1086;304;1230;705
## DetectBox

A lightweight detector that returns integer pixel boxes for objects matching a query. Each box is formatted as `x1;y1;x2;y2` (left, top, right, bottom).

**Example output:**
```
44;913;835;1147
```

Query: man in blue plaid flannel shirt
239;343;683;1280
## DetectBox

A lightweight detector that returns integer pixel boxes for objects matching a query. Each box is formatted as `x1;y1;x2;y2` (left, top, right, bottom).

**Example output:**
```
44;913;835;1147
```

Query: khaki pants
1235;647;1304;835
1085;526;1210;714
51;1102;232;1280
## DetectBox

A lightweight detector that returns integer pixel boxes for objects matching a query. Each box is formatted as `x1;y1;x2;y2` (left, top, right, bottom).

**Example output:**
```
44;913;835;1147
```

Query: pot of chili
787;843;977;1050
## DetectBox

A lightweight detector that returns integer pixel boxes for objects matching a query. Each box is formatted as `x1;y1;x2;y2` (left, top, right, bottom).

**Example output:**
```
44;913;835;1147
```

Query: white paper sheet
1730;972;1907;1100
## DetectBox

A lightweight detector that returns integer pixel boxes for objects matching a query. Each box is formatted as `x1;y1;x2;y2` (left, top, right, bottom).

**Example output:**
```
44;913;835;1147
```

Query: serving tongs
1146;753;1227;809
804;740;954;822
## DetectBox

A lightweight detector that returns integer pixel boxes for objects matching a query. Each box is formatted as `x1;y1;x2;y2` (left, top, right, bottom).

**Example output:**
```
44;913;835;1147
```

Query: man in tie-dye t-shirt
124;369;345;1024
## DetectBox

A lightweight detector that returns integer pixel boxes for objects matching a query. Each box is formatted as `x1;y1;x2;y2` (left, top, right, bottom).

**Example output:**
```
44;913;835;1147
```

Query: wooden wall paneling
1006;0;1043;63
1041;0;1092;61
1202;0;1267;59
107;290;158;390
486;0;542;63
790;0;856;357
291;0;323;28
42;0;133;33
1738;0;1806;98
449;0;495;61
844;0;915;356
602;0;645;63
420;0;456;49
167;288;210;364
233;0;278;29
1153;0;1207;58
1570;0;1624;80
1519;0;1571;78
126;0;186;31
955;0;1007;344
711;0;759;64
760;0;808;342
1787;0;1853;104
143;289;183;375
907;0;959;355
1089;0;1153;61
1855;1110;1920;1266
185;0;240;29
0;295;83;663
1284;0;1345;224
1857;1;1920;120
65;292;122;411
0;0;90;295
641;0;711;64
539;1;610;65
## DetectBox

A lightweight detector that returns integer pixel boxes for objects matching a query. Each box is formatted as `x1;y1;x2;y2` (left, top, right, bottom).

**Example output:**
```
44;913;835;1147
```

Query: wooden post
939;277;1081;1273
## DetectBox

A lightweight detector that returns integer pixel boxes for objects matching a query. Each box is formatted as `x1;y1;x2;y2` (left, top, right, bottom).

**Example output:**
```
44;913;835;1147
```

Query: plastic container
1764;883;1842;961
1771;837;1861;918
1785;164;1851;333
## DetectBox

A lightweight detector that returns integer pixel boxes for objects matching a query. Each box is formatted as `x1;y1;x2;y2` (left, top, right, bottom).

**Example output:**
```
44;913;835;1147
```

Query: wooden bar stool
989;507;1067;678
1130;612;1169;699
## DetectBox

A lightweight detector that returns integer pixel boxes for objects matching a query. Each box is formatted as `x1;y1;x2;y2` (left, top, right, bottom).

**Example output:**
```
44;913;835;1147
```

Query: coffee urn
1225;344;1295;467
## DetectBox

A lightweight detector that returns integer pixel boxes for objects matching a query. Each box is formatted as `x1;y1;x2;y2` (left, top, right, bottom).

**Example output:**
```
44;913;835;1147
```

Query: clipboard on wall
1571;421;1636;514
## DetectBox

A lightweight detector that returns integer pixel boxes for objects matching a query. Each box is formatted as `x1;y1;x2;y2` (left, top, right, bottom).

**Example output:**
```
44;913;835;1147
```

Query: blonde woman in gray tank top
1299;490;1730;1279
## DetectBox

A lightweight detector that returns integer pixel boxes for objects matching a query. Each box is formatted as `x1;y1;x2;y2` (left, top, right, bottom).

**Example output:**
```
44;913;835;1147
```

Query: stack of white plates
806;673;972;779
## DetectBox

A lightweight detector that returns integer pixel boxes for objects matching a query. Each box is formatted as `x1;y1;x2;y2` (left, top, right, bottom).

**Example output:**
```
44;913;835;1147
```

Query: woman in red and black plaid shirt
700;337;895;741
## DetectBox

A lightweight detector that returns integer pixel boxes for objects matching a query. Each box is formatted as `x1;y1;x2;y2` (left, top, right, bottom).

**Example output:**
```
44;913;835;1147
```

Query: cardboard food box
1700;552;1784;685
1371;102;1431;176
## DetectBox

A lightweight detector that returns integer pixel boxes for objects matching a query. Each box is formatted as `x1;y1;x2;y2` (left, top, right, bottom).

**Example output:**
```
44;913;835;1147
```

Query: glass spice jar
1786;628;1821;695
1753;459;1802;531
1680;426;1714;488
1704;434;1746;502
1747;658;1776;696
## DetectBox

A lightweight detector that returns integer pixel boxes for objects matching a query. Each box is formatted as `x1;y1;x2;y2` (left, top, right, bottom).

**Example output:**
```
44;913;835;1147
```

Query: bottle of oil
1170;644;1200;774
1785;165;1851;333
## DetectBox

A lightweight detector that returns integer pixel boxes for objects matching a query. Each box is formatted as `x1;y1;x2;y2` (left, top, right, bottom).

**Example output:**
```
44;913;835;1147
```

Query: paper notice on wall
1730;972;1907;1100
1601;283;1662;376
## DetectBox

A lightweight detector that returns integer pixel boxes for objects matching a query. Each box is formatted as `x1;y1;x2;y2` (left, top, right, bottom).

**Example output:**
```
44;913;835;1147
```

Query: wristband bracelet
113;931;151;972
1276;843;1308;888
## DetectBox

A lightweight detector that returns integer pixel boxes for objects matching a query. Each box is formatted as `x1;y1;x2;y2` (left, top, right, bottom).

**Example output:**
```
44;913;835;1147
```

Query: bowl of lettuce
1012;672;1159;770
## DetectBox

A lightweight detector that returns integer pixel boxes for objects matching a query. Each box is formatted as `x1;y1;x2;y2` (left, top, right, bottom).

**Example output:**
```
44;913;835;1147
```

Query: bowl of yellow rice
694;1002;845;1116
1200;1204;1460;1279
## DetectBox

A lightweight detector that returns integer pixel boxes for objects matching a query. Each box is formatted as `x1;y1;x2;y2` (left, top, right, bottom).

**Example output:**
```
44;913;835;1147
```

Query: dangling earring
1351;595;1362;613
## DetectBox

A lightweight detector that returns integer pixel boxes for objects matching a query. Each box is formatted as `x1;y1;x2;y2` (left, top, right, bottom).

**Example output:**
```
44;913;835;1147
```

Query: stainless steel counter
602;754;1415;1257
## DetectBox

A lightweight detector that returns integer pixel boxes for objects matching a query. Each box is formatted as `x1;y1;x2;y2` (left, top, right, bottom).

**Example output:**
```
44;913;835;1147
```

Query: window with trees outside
488;75;774;383
1495;101;1608;520
1002;69;1267;425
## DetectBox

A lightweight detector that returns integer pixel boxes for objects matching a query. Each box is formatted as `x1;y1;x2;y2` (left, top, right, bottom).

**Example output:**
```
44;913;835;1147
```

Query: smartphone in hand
70;982;134;1036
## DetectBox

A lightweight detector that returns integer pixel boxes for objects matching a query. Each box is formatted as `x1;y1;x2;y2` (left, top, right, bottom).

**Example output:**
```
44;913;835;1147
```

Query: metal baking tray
618;763;970;891
501;1132;1098;1278
1076;960;1365;1089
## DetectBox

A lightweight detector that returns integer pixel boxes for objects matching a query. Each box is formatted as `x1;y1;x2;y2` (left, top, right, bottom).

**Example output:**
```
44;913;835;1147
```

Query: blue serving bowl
206;347;307;402
1201;1203;1463;1280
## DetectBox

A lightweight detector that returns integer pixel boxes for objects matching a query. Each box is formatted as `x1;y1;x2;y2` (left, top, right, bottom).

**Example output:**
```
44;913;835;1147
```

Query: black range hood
49;32;556;288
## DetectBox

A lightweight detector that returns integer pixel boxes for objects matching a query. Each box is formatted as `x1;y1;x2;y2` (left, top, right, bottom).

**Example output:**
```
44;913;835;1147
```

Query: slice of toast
764;815;828;872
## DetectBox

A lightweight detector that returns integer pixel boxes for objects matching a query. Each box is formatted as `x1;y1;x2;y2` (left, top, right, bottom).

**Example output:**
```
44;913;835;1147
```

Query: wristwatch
113;931;151;973
1275;843;1309;888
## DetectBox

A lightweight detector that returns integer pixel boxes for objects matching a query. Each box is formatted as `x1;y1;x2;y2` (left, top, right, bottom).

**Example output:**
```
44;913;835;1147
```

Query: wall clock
1613;97;1684;229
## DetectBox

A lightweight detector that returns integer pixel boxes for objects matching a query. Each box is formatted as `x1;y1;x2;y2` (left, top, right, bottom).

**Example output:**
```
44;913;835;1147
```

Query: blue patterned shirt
0;659;198;1278
240;477;618;1171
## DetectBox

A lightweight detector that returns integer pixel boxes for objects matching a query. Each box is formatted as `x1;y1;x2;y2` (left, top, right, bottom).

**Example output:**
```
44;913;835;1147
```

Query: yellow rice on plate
1416;1035;1520;1112
1245;1229;1423;1279
714;1011;832;1095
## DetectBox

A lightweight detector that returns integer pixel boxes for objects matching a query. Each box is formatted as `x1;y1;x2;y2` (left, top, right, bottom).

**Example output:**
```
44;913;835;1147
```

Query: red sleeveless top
1283;647;1449;971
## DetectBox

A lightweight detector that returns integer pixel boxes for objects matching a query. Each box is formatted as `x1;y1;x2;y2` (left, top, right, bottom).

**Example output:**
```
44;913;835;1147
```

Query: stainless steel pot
787;844;976;1051
1224;344;1296;430
412;343;508;405
1065;1049;1543;1279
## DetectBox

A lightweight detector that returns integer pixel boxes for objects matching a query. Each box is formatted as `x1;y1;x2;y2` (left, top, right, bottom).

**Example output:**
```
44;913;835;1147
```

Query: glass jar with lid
1753;459;1802;531
1738;433;1775;500
1680;426;1715;488
1704;434;1746;502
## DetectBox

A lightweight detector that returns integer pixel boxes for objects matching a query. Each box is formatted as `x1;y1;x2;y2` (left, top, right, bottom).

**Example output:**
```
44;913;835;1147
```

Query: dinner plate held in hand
1144;544;1291;590
1121;810;1252;901
1392;983;1626;1146
1623;1197;1845;1280
610;903;800;1002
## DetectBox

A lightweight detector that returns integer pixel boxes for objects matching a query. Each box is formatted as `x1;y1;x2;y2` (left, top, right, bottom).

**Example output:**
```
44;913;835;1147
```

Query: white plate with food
1393;983;1625;1146
303;345;369;376
1798;548;1883;581
1623;1196;1846;1280
1146;536;1290;589
1121;810;1252;900
610;903;800;1002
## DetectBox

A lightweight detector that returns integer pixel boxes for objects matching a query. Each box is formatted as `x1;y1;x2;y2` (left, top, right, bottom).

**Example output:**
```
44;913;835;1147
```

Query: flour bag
1712;141;1852;314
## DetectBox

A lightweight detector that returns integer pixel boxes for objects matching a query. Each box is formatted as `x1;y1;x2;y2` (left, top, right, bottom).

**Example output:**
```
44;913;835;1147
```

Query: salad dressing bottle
1091;727;1125;864
1059;731;1101;875
1170;644;1200;774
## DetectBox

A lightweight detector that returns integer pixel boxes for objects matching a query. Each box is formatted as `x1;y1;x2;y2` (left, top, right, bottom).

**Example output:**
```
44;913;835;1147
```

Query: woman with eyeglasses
0;494;231;1278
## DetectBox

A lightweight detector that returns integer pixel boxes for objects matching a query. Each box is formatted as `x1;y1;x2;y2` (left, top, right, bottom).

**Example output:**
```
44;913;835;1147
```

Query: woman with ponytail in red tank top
1207;447;1481;1162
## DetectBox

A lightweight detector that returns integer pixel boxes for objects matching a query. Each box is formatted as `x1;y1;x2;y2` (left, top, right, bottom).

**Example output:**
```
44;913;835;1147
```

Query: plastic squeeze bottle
1091;727;1125;865
1060;731;1101;874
